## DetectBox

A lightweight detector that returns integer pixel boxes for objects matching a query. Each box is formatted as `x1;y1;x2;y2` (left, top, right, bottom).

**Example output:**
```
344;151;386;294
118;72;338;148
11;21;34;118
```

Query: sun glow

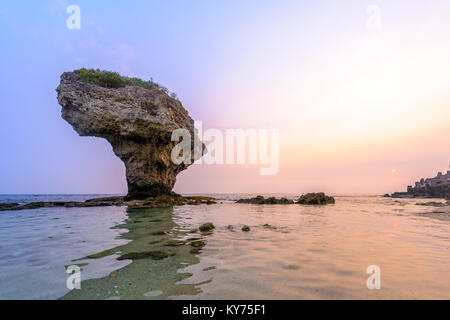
287;34;450;143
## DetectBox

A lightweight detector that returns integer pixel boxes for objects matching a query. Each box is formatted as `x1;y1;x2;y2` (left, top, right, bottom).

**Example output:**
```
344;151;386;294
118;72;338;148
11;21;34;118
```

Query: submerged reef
236;193;335;205
236;196;294;204
0;195;216;211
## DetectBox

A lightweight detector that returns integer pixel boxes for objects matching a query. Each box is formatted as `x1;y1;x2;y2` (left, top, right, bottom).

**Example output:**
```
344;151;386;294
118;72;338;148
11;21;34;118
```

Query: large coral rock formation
56;70;203;199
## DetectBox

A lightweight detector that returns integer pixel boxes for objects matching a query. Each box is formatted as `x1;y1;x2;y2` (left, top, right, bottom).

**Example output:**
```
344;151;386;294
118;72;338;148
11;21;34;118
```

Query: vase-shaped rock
56;70;204;199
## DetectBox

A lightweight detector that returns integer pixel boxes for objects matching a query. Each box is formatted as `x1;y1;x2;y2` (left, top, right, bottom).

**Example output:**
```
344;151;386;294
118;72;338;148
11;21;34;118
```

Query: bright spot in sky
392;169;397;173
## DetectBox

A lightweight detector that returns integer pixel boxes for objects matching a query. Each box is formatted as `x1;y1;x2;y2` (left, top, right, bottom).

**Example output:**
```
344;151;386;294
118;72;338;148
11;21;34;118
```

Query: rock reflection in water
62;207;207;300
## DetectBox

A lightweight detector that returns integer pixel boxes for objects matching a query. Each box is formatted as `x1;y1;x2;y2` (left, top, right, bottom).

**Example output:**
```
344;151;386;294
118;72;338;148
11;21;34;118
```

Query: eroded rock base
0;195;216;211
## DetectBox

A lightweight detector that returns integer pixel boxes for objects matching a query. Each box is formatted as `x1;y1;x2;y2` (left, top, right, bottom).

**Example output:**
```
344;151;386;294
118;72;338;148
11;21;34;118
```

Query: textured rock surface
297;193;335;205
56;71;203;199
0;195;217;211
236;194;335;205
236;195;294;204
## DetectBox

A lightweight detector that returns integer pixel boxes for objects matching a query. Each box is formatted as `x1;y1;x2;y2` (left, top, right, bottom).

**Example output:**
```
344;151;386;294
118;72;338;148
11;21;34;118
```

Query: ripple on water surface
0;195;449;299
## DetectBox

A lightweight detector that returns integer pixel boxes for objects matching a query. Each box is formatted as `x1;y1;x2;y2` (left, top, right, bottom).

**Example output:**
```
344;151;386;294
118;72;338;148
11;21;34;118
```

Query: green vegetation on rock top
74;68;177;98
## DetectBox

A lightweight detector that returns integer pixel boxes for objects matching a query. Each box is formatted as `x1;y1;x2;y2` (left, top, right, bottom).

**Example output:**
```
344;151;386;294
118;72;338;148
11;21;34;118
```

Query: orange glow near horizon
175;12;450;194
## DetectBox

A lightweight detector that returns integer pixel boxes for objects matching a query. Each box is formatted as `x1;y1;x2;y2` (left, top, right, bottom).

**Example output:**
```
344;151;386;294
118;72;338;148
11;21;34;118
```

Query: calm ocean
0;194;449;299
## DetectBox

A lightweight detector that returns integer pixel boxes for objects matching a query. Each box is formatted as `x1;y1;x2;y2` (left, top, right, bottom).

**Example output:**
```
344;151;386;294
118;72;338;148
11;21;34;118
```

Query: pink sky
175;5;450;194
2;1;449;195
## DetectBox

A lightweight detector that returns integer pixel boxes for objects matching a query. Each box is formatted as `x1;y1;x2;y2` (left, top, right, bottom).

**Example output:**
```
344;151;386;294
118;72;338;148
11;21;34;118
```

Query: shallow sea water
0;194;449;299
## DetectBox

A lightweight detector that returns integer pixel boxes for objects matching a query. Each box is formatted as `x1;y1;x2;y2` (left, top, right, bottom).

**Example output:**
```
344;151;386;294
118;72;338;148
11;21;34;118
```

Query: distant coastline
386;165;450;200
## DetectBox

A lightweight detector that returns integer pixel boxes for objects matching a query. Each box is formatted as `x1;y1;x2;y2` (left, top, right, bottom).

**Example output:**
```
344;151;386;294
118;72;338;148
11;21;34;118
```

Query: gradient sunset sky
1;0;449;194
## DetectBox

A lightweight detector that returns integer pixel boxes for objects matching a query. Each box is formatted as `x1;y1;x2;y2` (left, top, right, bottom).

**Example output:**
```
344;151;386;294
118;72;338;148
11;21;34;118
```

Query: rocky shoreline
385;166;450;200
0;195;216;212
236;193;335;205
0;193;337;212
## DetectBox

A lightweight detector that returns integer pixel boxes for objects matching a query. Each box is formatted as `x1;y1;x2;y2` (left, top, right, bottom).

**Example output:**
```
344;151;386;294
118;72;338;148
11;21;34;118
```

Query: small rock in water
226;225;234;231
117;250;172;261
190;240;206;248
85;249;114;259
190;248;202;254
265;197;294;204
199;222;215;232
0;203;19;210
297;193;335;205
236;196;294;204
186;237;202;241
203;266;217;271
164;240;186;247
282;264;301;270
242;225;251;232
151;231;166;236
